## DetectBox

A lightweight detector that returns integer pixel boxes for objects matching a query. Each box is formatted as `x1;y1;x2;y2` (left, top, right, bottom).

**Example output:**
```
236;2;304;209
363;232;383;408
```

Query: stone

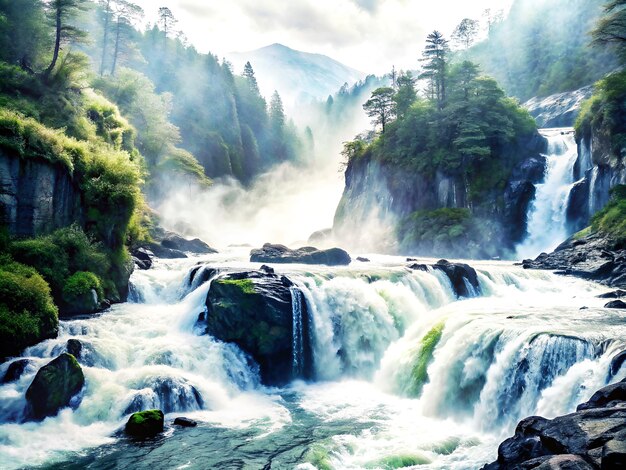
160;233;217;254
611;351;626;378
1;359;31;384
125;410;164;438
407;263;428;272
250;243;351;266
25;353;84;420
132;248;153;270
602;438;626;469
605;300;626;309
577;380;626;411
173;417;197;427
66;339;82;359
356;257;370;262
432;259;480;297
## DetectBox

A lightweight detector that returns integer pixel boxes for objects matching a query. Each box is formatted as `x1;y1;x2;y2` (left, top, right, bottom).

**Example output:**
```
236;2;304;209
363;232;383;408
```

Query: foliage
0;258;58;358
593;0;626;61
408;322;445;397
452;18;480;50
591;184;626;244
420;31;449;107
468;0;618;100
363;87;396;133
62;271;103;304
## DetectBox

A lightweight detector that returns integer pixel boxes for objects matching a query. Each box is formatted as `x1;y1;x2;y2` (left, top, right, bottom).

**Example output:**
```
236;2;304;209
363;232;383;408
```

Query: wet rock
605;300;626;309
610;351;626;378
205;271;312;385
145;243;188;259
259;265;275;274
173;417;197;427
25;353;84;420
407;263;428;272
356;257;370;262
250;243;351;266
66;339;82;359
125;410;164;438
132;247;153;270
160;233;217;254
577;379;626;411
602;438;626;469
432;259;480;298
598;289;626;299
1;359;31;384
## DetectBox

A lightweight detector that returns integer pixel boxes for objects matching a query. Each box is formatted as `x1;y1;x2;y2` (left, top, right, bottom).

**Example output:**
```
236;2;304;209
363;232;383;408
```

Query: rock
610;351;626;378
66;339;82;359
132;248;153;270
602;438;626;469
531;455;595;469
205;271;312;385
125;410;164;438
598;290;626;299
259;265;275;274
160;233;217;254
308;228;333;246
407;263;429;272
577;380;626;411
250;243;351;266
25;353;84;420
432;259;480;297
1;359;31;384
173;417;197;427
605;300;626;309
566;180;591;234
356;257;370;263
145;243;188;259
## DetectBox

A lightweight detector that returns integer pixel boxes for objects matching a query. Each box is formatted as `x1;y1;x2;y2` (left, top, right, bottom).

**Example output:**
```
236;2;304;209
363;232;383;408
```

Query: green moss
305;444;334;470
63;271;103;303
573;226;592;240
216;279;257;295
409;322;445;397
591;184;626;245
0;259;58;358
128;409;163;426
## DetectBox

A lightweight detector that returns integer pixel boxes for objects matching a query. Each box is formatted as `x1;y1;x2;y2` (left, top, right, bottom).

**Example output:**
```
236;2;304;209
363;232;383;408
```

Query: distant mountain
228;43;365;106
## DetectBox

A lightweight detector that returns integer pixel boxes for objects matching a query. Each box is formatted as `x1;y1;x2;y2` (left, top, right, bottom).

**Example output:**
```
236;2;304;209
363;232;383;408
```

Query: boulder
66;339;82;359
1;359;31;384
610;351;626;378
205;271;312;385
132;248;153;270
605;300;626;309
145;243;188;259
356;257;370;263
125;409;164;438
25;353;84;420
598;290;626;299
432;260;480;298
407;263;429;272
160;233;217;254
602;438;626;469
577;379;626;411
173;417;197;427
250;243;351;266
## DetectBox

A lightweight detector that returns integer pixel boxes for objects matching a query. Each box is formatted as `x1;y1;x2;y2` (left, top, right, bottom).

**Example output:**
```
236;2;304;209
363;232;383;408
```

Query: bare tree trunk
100;0;111;76
45;5;62;78
110;19;121;76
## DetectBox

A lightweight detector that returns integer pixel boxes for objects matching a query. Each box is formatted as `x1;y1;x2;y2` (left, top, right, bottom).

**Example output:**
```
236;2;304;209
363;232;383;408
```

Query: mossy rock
61;271;103;315
125;409;165;438
25;353;84;420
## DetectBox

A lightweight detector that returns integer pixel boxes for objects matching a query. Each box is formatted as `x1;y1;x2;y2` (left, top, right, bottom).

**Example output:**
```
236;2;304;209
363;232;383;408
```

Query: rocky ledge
523;232;626;288
483;378;626;469
250;243;351;266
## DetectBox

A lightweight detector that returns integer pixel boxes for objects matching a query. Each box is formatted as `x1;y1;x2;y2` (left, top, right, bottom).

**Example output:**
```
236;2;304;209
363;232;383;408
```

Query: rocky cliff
0;150;82;237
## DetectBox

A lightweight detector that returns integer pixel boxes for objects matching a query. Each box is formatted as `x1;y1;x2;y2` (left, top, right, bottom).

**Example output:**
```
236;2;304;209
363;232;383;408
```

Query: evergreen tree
158;6;177;40
593;0;626;61
0;0;49;70
420;31;449;109
363;87;396;133
44;0;89;78
110;0;143;75
242;61;259;92
394;71;417;118
452;18;480;50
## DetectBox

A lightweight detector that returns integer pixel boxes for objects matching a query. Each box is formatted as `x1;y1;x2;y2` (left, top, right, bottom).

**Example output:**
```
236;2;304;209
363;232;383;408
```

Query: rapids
0;250;624;469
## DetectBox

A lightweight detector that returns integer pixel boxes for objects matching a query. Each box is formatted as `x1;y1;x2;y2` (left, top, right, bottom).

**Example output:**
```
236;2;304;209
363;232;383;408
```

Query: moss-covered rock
61;271;103;315
205;270;312;385
408;322;445;397
25;353;84;420
125;409;164;438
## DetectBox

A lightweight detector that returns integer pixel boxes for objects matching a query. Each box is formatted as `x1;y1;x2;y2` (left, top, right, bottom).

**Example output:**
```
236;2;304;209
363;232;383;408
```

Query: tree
242;61;259;93
158;7;177;40
99;0;112;76
269;91;285;131
0;0;49;71
593;0;626;60
109;0;143;75
44;0;89;78
420;31;449;109
483;8;504;34
452;18;479;50
363;87;396;133
394;71;417;118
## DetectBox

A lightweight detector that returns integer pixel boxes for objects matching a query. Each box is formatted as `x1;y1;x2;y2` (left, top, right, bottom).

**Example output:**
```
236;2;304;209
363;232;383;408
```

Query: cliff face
567;130;626;233
0;151;83;237
333;133;547;257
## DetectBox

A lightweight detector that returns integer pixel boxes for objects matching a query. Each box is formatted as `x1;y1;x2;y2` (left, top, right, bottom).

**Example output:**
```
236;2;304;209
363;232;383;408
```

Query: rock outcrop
483;378;626;470
0;151;82;237
523;86;593;128
204;270;312;385
432;260;480;298
25;353;84;420
250;243;351;266
125;409;165;438
523;232;626;288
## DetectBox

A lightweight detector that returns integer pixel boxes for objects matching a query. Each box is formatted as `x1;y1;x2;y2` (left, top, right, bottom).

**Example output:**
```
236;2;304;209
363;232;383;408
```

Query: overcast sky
132;0;514;74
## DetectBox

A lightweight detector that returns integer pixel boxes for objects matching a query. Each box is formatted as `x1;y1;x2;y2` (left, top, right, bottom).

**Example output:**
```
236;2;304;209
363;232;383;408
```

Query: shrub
62;271;103;305
0;259;58;358
591;184;626;245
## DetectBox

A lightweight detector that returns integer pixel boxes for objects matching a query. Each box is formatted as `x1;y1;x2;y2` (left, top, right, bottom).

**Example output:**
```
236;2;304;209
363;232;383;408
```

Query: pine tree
419;31;449;109
44;0;89;78
242;61;259;93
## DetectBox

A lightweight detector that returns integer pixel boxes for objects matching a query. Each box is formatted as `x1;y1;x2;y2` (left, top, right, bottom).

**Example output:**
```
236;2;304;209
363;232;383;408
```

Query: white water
516;128;579;259
0;251;624;469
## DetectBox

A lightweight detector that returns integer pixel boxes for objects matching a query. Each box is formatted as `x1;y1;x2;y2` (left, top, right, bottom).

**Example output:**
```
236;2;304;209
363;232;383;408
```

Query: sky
132;0;514;74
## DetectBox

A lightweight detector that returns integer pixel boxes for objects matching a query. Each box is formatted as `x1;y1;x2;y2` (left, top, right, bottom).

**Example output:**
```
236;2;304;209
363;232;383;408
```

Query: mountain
228;43;365;106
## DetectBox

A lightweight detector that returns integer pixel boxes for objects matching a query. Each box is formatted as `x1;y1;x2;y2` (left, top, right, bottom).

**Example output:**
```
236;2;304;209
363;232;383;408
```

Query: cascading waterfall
290;286;305;377
516;128;579;259
0;251;624;470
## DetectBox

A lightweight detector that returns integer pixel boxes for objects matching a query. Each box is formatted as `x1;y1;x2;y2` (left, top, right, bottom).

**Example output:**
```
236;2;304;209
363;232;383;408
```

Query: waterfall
290;286;305;377
516;128;579;259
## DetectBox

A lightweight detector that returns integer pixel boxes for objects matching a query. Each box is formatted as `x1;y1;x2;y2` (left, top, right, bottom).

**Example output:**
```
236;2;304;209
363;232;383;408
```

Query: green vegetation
216;278;257;295
468;0;618;100
408;322;445;397
0;258;58;358
591;185;626;244
125;409;165;437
